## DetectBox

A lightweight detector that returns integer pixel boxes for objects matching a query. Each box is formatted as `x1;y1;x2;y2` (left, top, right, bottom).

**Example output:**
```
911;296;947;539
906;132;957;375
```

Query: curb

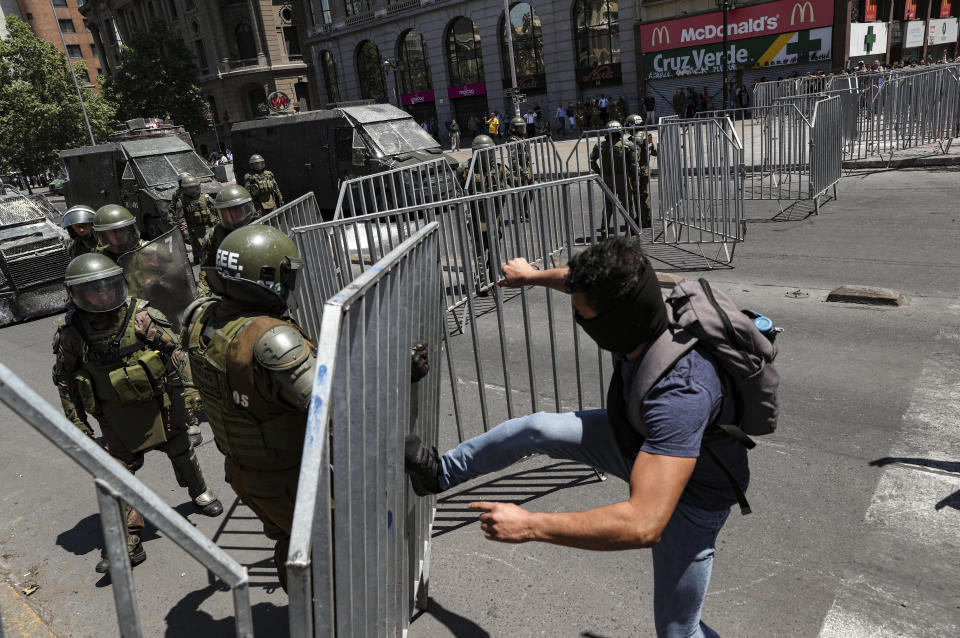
657;273;685;289
826;285;903;306
843;154;960;170
0;581;58;637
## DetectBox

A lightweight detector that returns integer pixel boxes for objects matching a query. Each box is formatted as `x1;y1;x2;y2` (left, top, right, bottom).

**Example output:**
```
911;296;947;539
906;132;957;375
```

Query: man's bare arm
499;257;569;293
469;451;695;550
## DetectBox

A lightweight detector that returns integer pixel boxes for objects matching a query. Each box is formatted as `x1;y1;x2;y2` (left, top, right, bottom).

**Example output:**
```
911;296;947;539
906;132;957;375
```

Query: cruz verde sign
643;27;832;80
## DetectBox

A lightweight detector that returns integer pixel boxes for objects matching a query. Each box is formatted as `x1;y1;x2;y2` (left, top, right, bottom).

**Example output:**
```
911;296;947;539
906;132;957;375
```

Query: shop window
500;3;546;92
320;50;342;103
356;40;386;100
445;17;485;86
398;30;433;94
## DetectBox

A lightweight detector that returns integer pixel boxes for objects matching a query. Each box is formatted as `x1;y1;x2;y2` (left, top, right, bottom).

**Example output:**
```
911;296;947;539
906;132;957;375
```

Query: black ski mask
574;267;668;354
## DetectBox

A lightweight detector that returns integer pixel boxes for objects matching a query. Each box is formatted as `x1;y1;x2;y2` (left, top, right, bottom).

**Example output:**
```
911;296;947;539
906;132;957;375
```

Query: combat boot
404;434;443;496
95;540;147;574
193;488;224;517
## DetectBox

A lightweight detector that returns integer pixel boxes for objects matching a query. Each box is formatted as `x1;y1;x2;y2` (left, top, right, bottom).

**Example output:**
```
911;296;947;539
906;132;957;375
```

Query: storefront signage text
640;0;832;53
447;83;487;99
643;27;831;80
928;17;959;45
576;63;622;86
401;90;435;106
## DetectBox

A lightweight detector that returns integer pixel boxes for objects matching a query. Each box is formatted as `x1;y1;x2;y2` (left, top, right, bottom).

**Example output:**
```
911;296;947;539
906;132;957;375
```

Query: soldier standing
169;174;218;264
196;184;256;298
53;253;223;573
62;204;99;259
243;154;284;220
623;115;657;227
93;204;205;445
590;121;640;233
183;225;315;591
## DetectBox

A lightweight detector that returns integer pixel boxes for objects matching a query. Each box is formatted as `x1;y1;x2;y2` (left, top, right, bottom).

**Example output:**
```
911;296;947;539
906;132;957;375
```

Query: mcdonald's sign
790;1;815;25
904;0;918;20
864;0;877;22
651;26;670;47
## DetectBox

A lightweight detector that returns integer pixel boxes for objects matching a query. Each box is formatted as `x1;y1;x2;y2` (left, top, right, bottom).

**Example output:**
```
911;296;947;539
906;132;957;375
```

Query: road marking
0;581;59;638
818;328;960;637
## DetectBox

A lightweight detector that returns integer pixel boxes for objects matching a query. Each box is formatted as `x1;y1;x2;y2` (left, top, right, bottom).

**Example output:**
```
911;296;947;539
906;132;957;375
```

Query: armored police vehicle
0;187;70;326
230;104;456;216
60;119;220;239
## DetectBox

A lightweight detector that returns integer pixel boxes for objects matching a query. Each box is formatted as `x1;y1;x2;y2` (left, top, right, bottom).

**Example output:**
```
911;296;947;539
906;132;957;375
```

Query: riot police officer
623;115;657;228
243;154;284;220
508;116;527;144
94;204;205;445
196;184;256;297
62;204;99;259
169;174;218;264
590;121;640;232
183;224;314;591
53;253;223;573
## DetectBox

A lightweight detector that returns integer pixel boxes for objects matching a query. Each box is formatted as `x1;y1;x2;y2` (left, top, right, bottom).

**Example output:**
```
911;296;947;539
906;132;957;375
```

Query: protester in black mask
405;236;747;637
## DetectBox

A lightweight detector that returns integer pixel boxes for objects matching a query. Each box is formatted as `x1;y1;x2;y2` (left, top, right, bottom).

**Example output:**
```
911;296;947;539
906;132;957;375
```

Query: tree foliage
0;15;115;175
102;19;211;136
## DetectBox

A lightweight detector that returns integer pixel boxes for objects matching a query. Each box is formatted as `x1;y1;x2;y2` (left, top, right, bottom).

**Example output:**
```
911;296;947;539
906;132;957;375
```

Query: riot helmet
181;174;201;198
471;135;496;151
214;184;255;229
207;225;302;311
249;153;266;172
176;172;190;186
64;253;128;313
93;204;140;253
62;205;96;237
624;114;642;127
606;120;623;141
510;116;526;136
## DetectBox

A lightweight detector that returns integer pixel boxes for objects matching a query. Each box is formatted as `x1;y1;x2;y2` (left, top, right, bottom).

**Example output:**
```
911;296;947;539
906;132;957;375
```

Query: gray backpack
626;278;780;514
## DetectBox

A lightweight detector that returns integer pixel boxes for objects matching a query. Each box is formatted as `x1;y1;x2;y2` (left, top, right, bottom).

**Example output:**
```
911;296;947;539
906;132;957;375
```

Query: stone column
247;0;268;66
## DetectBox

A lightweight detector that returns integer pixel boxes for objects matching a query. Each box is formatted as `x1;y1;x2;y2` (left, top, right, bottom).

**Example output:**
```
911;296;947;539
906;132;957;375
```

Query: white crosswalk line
818;328;960;638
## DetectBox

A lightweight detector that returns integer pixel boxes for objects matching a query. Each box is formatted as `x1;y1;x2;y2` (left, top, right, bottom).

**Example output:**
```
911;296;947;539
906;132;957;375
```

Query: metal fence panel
286;223;442;637
254;191;325;234
0;364;254;638
332;157;463;220
810;95;843;205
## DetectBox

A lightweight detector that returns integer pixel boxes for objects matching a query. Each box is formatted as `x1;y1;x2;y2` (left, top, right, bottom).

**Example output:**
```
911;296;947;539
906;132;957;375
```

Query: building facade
15;0;101;88
841;1;959;67
80;0;321;155
298;0;639;137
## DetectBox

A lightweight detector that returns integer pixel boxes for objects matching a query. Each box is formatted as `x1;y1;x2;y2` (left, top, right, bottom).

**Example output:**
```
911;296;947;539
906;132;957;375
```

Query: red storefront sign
401;90;435;106
639;0;833;53
865;0;877;22
942;0;953;18
904;0;918;20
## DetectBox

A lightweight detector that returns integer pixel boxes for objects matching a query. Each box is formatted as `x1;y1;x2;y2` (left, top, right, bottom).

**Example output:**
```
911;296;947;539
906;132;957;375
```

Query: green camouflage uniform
169;192;218;260
52;298;212;549
195;224;231;298
458;162;519;286
243;170;284;220
591;137;640;229
67;235;99;260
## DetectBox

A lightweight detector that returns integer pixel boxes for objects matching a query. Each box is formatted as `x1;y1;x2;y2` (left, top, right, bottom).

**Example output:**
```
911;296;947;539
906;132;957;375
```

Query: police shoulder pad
253;322;309;371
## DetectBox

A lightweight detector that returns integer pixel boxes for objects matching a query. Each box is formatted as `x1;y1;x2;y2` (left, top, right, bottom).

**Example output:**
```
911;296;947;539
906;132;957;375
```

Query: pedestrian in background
556;104;566;136
644;91;656;125
450;119;461;152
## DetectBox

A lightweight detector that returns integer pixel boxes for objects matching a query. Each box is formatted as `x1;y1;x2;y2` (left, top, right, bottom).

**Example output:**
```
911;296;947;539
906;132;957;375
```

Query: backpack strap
626;327;698;433
702;443;752;515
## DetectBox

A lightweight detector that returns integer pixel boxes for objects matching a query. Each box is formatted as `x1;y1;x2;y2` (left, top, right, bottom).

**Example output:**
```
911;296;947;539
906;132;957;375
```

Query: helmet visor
96;225;139;253
71;223;93;237
184;185;201;197
251;160;265;171
220;202;256;229
68;274;128;313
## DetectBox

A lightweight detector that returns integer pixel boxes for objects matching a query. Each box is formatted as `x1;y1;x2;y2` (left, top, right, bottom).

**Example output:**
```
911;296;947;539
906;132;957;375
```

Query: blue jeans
440;410;731;637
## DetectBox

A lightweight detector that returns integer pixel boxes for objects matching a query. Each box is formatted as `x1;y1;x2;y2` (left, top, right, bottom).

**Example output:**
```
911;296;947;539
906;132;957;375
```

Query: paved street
2;166;960;636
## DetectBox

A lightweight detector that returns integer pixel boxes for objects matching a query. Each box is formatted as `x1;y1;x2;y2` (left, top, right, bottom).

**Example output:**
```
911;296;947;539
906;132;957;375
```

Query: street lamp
48;0;95;145
717;0;737;112
382;57;401;107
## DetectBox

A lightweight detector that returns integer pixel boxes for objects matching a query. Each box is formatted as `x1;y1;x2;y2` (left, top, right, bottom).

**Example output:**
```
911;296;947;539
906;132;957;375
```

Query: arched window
398;30;432;94
573;0;621;80
235;22;257;60
356;40;386;100
320;50;342;104
500;2;545;93
445;17;485;86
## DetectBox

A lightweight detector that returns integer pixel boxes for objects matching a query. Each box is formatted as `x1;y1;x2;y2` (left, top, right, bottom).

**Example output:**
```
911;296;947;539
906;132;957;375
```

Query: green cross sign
787;30;822;61
864;26;877;53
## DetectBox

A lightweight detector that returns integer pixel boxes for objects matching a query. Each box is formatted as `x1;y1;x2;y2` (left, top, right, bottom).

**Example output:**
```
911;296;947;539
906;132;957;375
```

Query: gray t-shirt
620;346;749;510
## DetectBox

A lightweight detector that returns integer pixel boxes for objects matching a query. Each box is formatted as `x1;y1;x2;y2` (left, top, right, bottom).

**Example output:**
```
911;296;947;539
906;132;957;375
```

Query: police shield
117;229;196;331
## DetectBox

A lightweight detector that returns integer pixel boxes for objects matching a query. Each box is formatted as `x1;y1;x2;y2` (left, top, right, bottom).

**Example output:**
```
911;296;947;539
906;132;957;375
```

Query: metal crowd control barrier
286;223;443;637
0;363;254;638
254;191;324;234
331;156;463;220
656;117;744;262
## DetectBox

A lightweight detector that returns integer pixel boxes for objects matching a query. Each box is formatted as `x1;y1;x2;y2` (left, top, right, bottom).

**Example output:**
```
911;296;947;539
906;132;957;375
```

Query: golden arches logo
651;26;670;47
790;1;815;25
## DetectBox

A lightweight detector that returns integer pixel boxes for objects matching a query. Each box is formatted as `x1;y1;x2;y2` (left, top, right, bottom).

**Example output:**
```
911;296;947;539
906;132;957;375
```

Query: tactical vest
182;194;216;229
185;303;307;462
247;172;277;209
69;299;170;453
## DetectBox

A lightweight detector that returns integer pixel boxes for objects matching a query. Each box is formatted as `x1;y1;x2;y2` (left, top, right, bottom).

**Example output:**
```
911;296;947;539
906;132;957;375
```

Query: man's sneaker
193;489;224;517
95;541;147;574
404;434;443;496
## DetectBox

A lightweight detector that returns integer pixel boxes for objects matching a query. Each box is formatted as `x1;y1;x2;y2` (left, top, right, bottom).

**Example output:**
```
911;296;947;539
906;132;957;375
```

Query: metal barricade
809;95;843;208
656;117;744;262
332;157;463;220
0;364;254;638
286;223;443;637
253;191;324;234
